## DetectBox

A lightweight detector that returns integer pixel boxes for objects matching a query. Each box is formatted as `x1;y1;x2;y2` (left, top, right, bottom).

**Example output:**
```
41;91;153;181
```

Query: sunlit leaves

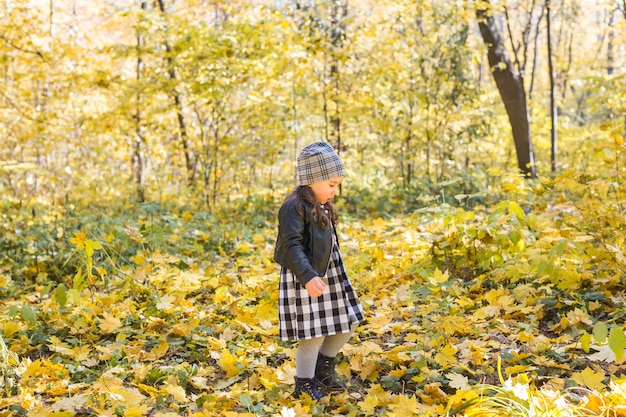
276;363;297;385
609;327;626;362
4;144;626;416
21;359;70;395
217;349;247;378
571;367;606;391
446;372;471;390
99;312;123;333
594;322;609;344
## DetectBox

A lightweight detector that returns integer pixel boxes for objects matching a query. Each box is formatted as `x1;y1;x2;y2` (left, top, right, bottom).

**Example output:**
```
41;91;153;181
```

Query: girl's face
309;176;344;204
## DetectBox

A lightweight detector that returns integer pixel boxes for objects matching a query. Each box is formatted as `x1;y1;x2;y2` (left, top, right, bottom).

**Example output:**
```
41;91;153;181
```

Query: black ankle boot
294;377;325;400
315;353;346;392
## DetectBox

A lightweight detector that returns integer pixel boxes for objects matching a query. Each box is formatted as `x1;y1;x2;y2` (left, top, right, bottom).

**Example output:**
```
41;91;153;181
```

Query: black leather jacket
274;197;335;286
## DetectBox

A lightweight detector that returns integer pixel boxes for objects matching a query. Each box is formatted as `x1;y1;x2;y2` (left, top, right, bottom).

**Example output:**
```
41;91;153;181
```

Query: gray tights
295;323;358;379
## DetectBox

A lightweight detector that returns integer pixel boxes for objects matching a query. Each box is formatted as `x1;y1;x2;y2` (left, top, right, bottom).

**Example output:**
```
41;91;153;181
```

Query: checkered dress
278;227;365;341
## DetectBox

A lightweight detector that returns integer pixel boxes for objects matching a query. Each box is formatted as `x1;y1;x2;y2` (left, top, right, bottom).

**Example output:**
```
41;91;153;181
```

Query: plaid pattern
297;142;345;186
278;227;365;341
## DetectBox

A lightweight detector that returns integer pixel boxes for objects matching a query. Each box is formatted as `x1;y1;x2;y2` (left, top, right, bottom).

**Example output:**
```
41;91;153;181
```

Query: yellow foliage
143;339;169;361
357;384;389;415
435;344;458;368
21;359;69;394
69;232;87;249
2;322;22;338
276;362;297;385
218;349;246;378
99;312;122;333
429;268;449;285
7;144;626;415
388;394;423;416
124;405;151;417
164;382;189;403
571;367;606;391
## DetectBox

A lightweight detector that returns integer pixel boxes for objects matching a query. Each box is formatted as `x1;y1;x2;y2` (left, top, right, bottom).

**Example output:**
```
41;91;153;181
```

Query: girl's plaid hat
297;142;345;186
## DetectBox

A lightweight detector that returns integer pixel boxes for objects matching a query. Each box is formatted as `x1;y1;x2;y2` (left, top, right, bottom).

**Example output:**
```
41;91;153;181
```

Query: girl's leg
315;323;359;391
294;336;325;400
319;322;359;357
296;336;324;378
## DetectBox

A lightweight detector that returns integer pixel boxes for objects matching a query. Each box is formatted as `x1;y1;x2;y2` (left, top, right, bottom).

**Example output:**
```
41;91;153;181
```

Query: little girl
274;142;365;400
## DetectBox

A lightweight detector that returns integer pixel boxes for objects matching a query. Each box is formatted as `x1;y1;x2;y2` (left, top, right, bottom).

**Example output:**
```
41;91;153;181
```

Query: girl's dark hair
286;185;338;229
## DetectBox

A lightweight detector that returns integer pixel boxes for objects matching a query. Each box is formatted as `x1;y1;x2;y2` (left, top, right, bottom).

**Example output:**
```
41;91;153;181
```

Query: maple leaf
257;367;278;390
429;268;449;285
395;283;411;303
358;394;379;416
446;388;480;413
171;318;200;337
446;372;470;390
164;382;188;403
388;366;406;378
588;344;617;363
418;382;448;405
106;384;147;411
566;307;593;326
358;384;390;415
70;345;91;362
175;271;203;292
350;354;382;382
368;312;393;334
571;367;605;391
556;267;583;291
253;301;277;322
47;335;72;356
123;405;150;417
156;294;176;311
99;312;122;333
131;253;147;265
143;339;169;361
218;349;246;378
138;383;160;398
434;344;458;368
50;394;90;412
388;394;421;416
22;359;69;394
276;362;296;384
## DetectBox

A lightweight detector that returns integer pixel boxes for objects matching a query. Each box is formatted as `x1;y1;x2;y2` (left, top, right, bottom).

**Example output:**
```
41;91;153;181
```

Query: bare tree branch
0;34;45;61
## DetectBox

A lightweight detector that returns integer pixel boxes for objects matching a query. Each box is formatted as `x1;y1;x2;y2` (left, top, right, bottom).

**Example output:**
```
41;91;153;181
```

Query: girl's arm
276;202;318;286
304;276;327;298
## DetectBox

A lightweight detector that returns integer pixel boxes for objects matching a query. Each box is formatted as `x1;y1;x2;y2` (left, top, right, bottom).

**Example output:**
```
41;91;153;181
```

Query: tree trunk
528;4;545;101
155;0;195;185
133;0;148;202
607;8;615;75
292;82;299;185
546;0;558;172
475;0;537;178
329;0;347;155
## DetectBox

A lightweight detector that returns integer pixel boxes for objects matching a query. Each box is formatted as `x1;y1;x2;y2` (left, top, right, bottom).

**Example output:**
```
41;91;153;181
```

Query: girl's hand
305;276;327;298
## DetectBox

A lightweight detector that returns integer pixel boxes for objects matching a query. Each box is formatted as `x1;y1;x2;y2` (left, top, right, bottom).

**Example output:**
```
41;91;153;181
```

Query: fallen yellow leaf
571;367;605;391
99;312;122;333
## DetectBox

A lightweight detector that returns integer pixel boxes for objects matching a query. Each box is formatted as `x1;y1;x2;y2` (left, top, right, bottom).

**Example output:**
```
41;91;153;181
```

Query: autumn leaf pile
2;153;626;416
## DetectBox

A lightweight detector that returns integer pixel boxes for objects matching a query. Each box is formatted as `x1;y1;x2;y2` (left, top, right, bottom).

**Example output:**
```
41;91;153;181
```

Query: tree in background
155;0;196;186
475;0;538;178
0;0;624;208
546;0;558;172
